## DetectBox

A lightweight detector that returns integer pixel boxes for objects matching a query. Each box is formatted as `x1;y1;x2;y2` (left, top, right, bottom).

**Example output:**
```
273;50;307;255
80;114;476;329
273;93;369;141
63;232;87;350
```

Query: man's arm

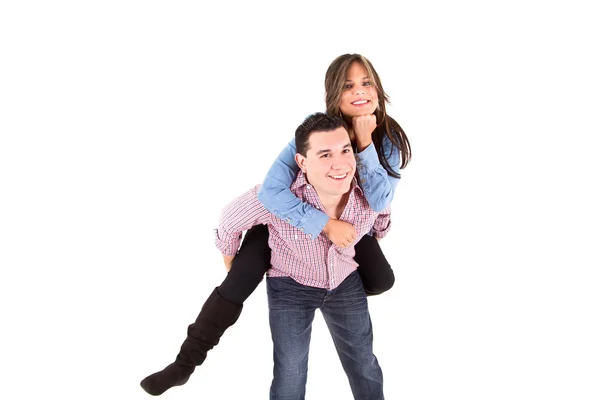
215;185;271;264
371;206;392;240
222;255;235;272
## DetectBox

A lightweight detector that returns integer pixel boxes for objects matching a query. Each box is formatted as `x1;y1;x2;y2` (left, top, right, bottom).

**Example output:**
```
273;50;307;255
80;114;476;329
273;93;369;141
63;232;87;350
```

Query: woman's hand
323;219;358;248
352;114;376;152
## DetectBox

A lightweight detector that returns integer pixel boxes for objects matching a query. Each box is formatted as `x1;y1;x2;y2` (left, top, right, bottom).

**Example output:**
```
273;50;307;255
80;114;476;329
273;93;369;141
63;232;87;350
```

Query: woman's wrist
356;139;372;153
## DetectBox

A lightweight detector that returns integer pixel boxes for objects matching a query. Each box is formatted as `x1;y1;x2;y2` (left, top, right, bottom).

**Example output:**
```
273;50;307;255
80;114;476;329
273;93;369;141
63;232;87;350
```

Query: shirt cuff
372;220;391;239
214;228;242;256
355;142;380;172
297;207;329;238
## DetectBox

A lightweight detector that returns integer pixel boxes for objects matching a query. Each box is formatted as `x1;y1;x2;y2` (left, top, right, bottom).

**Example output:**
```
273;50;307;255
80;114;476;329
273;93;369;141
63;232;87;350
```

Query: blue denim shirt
257;135;401;238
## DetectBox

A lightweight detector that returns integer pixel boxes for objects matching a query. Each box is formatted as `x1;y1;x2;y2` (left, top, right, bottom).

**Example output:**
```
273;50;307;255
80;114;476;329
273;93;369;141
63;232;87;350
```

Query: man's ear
295;153;307;173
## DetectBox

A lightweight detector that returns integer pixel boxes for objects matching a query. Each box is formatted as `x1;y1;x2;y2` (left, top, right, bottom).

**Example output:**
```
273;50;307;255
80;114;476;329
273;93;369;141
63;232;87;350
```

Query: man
215;112;391;400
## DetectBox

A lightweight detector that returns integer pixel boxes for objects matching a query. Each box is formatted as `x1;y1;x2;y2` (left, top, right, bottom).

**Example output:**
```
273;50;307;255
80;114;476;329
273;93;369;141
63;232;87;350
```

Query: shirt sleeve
215;185;271;256
355;136;401;212
257;138;329;238
371;206;392;240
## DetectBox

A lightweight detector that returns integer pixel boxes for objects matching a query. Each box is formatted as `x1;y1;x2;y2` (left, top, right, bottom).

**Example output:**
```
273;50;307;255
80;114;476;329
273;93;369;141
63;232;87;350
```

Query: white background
1;1;599;399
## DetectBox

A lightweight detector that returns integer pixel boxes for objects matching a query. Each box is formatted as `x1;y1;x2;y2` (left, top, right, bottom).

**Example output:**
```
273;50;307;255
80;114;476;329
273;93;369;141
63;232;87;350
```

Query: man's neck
315;189;350;220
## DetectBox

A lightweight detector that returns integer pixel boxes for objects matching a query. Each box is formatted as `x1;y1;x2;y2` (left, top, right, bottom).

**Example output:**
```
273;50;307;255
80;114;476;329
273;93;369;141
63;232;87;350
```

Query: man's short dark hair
295;113;348;157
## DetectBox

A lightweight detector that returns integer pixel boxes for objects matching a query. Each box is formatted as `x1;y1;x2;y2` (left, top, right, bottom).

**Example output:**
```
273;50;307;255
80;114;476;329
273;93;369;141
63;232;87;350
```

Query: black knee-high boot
140;287;243;396
141;225;270;396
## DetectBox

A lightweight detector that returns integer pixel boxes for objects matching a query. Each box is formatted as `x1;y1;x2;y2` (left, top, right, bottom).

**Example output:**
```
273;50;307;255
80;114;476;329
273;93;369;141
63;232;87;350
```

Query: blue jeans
267;271;384;400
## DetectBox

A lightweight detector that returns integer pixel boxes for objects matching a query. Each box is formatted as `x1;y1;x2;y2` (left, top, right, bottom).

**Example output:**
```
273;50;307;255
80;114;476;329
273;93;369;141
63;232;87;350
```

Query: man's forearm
222;254;235;272
215;185;271;255
372;209;392;239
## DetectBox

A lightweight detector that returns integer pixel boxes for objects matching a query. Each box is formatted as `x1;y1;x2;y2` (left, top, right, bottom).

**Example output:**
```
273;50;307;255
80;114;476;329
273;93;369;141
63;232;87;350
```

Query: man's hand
352;114;377;152
323;219;358;248
222;254;235;272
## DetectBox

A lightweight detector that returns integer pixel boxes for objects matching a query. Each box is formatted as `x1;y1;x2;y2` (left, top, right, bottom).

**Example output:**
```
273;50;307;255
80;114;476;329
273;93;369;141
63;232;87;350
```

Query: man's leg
267;277;322;400
321;271;384;400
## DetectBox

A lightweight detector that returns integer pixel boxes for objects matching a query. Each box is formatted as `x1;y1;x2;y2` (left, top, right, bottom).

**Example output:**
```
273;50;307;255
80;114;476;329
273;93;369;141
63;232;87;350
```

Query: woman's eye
344;84;353;89
364;81;371;86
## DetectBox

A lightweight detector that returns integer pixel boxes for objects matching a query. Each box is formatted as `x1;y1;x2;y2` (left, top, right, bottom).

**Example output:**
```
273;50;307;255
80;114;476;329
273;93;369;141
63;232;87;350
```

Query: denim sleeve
355;137;401;212
257;138;329;238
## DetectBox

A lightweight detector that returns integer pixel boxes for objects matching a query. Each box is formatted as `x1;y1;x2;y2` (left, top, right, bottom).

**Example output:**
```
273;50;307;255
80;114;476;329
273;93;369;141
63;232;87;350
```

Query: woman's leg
140;224;271;396
353;234;395;296
218;223;272;304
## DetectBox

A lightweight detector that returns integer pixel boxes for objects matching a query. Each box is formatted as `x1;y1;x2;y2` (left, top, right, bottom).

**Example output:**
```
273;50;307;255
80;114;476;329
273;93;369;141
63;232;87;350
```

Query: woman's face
338;61;379;119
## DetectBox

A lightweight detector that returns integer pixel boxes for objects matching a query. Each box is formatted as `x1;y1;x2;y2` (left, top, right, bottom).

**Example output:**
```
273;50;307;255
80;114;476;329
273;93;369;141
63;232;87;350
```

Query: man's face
296;126;356;197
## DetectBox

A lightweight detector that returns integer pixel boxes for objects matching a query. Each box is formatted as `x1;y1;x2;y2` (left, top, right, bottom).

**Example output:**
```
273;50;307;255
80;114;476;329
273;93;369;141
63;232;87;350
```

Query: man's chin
327;185;352;196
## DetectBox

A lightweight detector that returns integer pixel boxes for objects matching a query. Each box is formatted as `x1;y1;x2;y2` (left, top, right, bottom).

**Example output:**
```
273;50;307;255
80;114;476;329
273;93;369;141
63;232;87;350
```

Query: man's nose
331;156;350;169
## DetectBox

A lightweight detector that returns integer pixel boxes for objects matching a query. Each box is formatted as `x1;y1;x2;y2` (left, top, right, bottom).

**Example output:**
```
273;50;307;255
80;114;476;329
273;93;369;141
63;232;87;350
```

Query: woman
140;53;412;396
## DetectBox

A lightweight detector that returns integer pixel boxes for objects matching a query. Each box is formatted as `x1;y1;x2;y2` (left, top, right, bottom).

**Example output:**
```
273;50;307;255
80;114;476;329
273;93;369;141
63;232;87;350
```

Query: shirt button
286;218;291;222
308;234;312;239
300;227;304;232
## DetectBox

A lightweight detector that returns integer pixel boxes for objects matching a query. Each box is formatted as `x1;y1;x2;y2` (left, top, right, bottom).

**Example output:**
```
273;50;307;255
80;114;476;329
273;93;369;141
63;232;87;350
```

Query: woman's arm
257;138;329;238
355;136;401;212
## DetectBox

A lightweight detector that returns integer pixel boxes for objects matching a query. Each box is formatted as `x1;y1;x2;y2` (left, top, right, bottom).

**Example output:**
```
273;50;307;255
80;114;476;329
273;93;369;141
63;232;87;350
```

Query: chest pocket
276;224;305;241
271;221;313;253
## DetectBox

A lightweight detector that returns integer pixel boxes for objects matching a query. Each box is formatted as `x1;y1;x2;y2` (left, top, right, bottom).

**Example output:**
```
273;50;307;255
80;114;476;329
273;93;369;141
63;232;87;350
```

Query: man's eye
321;154;330;158
343;149;351;154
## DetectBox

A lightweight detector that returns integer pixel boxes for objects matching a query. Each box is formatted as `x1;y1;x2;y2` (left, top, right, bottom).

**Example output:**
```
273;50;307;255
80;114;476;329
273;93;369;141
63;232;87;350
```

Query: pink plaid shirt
215;172;391;290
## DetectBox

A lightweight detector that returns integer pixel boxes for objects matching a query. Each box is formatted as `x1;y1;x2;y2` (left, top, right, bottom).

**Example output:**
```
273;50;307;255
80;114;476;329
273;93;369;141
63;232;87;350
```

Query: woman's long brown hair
325;54;411;178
